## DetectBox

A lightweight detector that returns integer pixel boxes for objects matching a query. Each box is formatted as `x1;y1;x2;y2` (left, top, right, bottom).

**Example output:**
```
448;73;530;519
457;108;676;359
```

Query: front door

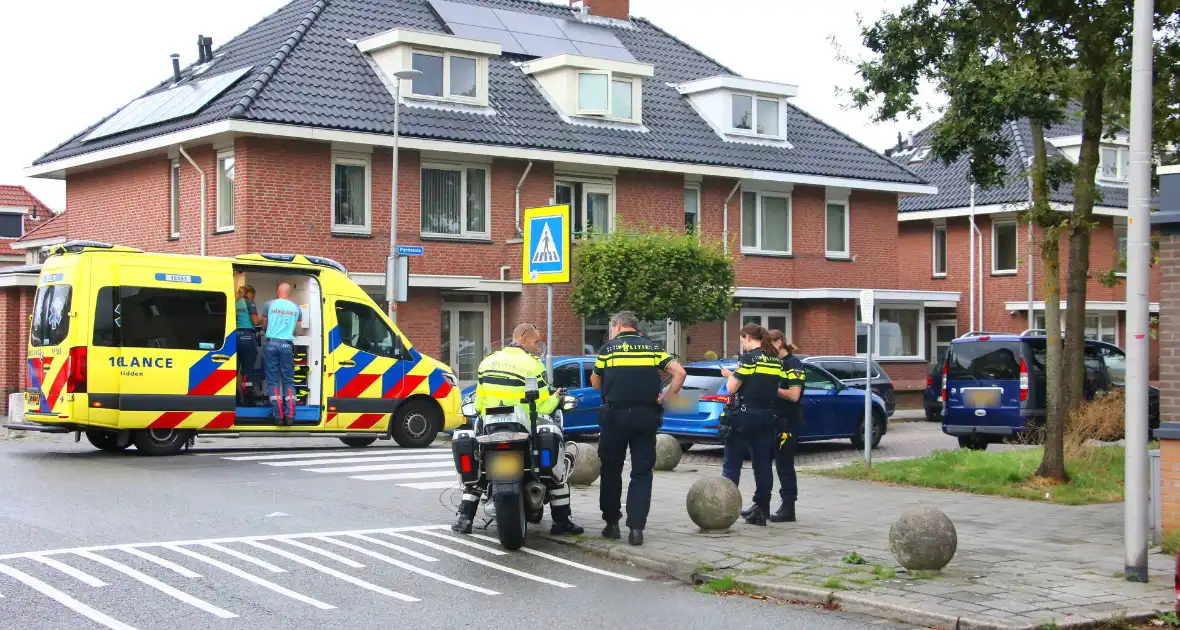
440;301;489;386
326;298;409;431
930;322;956;366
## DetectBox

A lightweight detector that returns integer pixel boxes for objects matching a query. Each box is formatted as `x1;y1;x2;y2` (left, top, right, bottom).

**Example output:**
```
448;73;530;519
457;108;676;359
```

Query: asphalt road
0;436;916;630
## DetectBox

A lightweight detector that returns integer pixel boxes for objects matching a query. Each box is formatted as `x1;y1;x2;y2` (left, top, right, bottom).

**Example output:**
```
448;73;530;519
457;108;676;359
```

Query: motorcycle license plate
25;392;40;408
487;451;524;481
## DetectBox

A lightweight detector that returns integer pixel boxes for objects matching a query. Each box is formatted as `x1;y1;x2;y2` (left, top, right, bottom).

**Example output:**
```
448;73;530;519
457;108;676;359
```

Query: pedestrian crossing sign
523;204;570;284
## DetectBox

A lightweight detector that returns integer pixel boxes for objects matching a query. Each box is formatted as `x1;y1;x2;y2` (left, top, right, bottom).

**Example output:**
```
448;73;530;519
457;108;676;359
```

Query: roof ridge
786;102;932;185
229;0;329;119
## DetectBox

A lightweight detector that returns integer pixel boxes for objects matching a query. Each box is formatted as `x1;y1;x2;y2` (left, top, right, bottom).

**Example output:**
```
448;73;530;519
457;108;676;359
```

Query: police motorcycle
451;377;579;550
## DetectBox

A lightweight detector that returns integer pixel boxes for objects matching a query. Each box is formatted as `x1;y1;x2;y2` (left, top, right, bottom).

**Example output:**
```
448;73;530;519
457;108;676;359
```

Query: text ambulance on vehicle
7;241;464;455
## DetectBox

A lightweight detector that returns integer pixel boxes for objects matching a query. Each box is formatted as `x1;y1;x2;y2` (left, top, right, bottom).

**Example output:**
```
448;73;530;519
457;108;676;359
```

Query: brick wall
0;286;34;417
1161;229;1179;422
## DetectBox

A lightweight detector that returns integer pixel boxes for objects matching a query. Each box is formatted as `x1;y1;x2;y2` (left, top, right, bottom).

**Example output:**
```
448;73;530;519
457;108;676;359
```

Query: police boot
768;502;796;523
451;500;478;534
744;505;768;526
550;519;585;536
628;528;644;546
739;502;758;518
602;522;621;540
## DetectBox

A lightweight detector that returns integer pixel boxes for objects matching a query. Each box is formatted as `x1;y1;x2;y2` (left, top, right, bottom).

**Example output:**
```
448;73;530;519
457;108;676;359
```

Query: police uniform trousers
597;405;660;530
721;407;777;510
775;417;799;504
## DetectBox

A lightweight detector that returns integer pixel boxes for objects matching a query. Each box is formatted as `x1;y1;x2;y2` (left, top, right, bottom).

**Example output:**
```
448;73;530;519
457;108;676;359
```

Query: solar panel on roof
85;66;252;142
427;0;635;62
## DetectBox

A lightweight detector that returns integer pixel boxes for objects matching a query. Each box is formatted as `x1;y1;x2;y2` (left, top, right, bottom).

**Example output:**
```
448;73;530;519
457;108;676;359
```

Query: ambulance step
196;432;386;439
3;422;72;433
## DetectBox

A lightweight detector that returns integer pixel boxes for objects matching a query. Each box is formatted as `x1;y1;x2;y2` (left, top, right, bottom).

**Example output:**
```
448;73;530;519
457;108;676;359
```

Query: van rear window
94;286;227;350
31;284;72;347
946;341;1022;381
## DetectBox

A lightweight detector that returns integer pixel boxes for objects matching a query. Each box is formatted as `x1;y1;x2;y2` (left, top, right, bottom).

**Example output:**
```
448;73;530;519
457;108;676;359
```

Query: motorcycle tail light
459;454;472;474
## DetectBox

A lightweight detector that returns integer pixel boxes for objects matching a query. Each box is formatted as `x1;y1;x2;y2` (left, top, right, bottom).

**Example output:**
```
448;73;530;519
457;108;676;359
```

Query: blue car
658;359;890;450
458;355;604;435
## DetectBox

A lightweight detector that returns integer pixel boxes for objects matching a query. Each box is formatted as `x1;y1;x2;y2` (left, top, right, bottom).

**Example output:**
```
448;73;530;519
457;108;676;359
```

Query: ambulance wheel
86;430;130;453
133;429;192;456
390;400;439;448
339;437;377;448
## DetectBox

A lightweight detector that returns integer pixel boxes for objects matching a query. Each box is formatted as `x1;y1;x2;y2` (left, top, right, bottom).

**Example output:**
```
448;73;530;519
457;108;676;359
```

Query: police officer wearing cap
591;311;686;546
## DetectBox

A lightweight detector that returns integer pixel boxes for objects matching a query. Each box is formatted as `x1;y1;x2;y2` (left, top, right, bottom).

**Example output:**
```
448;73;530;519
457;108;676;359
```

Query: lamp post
387;68;422;324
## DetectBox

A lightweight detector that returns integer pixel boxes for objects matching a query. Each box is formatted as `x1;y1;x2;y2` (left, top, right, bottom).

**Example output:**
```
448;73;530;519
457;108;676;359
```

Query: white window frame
932;222;948;278
1113;218;1127;277
0;207;25;240
169;159;180;238
739;306;792;339
420;161;491;240
408;49;483;104
991;219;1018;275
929;320;957;364
856;303;925;361
216;148;235;232
441;299;492;386
1097;145;1129;183
1034;311;1119;345
684;184;700;235
729;92;783;139
331;152;373;235
824;199;850;258
740;190;792;255
574;71;638;122
555;178;617;235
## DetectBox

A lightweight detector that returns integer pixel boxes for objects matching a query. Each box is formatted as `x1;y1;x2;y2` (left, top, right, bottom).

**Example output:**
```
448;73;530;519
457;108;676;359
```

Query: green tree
569;230;735;327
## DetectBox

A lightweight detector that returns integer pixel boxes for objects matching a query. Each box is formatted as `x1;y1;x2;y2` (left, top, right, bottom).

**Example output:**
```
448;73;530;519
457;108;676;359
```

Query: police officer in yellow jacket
452;323;584;536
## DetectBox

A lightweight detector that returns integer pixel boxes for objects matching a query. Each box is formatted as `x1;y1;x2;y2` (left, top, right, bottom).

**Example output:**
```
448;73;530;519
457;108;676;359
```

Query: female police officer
719;324;787;525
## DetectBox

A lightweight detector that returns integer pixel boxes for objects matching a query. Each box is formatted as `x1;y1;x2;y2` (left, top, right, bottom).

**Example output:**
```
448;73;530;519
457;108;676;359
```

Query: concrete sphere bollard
686;477;742;532
888;506;958;571
654;433;683;471
566;443;601;487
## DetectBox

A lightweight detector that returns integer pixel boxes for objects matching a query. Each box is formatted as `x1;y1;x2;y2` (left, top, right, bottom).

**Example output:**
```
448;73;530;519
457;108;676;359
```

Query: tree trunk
1063;83;1105;414
1029;119;1068;482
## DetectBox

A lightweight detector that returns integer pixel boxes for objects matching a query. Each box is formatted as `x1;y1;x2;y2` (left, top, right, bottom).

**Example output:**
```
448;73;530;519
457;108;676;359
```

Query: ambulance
9;241;464;455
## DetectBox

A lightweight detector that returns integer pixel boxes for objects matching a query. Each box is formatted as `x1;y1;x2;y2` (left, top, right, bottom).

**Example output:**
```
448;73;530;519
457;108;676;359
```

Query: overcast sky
0;0;942;211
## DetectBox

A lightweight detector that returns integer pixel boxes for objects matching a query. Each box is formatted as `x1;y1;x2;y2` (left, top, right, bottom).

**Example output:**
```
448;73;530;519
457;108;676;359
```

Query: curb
547;534;1167;630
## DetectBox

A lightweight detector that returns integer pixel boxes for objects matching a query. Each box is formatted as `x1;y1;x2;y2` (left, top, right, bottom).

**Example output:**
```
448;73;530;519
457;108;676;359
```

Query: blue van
941;333;1159;449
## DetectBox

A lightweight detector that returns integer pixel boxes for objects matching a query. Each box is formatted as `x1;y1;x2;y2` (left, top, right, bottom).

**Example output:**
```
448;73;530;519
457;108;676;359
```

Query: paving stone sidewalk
549;465;1174;630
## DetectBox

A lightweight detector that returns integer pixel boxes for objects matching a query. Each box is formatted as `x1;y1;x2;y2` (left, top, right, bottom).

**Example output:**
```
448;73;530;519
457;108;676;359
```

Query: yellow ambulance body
13;241;463;455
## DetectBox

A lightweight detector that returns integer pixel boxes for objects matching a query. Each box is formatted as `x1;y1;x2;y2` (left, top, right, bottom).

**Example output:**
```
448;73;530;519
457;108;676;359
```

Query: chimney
202;37;214;61
572;0;629;21
170;54;182;82
896;132;903;151
197;35;207;64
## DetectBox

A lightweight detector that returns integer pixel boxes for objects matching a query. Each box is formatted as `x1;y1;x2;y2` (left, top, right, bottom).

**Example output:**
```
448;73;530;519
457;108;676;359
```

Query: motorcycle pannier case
451;433;480;484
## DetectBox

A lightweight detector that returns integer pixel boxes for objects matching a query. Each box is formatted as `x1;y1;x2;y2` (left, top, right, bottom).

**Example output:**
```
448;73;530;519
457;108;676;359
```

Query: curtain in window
465;168;486;233
218;156;235;228
825;203;846;253
334;164;365;227
878;308;918;357
421;169;461;234
761;196;790;252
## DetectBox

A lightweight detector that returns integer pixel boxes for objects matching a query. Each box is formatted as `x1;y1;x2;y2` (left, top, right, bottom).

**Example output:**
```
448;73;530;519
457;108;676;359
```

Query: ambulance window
30;284;72;347
94;286;227;350
336;301;403;358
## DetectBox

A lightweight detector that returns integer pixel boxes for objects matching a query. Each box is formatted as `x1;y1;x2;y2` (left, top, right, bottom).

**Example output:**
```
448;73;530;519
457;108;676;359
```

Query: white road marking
242;540;418;603
200;542;286;573
315;537;499;596
73;551;237;619
219;448;443;461
0;524;448;561
468;534;643;582
0;562;136;630
396;480;459;490
382;532;575;589
165;545;335;610
349;471;457;482
304;461;455;474
277;539;366;568
117;547;202;578
262;453;452;467
343;535;438;563
31;555;108;587
411;530;509;556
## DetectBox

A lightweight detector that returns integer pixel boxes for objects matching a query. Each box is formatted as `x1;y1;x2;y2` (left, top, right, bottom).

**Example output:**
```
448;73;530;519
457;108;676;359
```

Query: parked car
941;334;1159;450
799;355;896;417
923;362;944;422
457;355;604;436
658;359;890;451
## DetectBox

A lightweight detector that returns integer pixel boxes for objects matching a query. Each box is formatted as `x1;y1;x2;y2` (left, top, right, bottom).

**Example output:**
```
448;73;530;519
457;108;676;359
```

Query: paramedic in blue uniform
235;285;262;402
262;282;302;425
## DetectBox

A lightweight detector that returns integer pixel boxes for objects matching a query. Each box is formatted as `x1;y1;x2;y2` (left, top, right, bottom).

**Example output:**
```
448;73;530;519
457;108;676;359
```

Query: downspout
975;221;984;330
178;146;206;256
514;161;533;237
722;180;741;357
499;265;511;344
1026;162;1036;328
968;182;976;331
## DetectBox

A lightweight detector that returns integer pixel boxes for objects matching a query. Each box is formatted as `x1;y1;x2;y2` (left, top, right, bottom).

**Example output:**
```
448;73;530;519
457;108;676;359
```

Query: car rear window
30;284;72;347
680;368;727;399
946;341;1022;381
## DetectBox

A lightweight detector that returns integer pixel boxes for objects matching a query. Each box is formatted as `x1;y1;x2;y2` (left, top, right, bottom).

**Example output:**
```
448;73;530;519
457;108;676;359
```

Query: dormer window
523;54;653;124
1099;145;1130;182
357;29;499;108
677;75;797;144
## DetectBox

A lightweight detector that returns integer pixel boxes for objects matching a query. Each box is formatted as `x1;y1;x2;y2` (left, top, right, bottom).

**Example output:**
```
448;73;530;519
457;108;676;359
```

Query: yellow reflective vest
474;346;558;415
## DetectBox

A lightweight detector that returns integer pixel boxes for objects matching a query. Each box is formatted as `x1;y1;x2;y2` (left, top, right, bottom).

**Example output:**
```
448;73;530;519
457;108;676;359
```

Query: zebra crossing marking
74;550;238;619
215;447;463;488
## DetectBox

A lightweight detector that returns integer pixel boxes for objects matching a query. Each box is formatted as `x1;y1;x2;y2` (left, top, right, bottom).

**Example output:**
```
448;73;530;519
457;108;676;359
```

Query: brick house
890;115;1161;377
23;0;947;393
0;185;54;267
1151;165;1178;533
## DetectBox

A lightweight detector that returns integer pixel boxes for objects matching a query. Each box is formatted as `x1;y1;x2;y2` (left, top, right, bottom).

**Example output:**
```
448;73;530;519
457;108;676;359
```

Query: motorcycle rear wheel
494;493;527;550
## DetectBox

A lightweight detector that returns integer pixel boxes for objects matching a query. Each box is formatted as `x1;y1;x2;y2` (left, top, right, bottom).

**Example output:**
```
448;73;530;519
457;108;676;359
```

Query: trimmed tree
569;230;735;333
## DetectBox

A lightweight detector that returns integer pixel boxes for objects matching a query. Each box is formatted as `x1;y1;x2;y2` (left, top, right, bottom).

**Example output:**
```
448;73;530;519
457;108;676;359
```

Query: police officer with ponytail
719;324;788;525
766;330;805;522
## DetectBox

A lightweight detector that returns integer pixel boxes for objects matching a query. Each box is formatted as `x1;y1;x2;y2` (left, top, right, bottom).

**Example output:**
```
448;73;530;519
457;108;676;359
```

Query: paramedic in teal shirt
235;285;262;402
262;282;302;425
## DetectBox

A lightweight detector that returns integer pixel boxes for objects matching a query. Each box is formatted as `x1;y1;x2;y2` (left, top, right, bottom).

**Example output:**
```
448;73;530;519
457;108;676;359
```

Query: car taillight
1019;357;1029;402
67;346;87;394
699;395;730;404
459;454;472;474
940;362;948;403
